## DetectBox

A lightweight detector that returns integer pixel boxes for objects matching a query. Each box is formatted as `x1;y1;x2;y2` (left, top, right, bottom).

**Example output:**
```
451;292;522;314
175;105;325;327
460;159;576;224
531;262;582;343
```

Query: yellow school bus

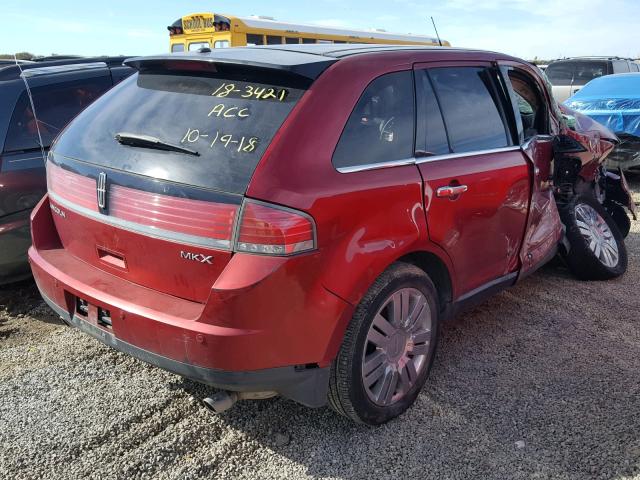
168;13;450;52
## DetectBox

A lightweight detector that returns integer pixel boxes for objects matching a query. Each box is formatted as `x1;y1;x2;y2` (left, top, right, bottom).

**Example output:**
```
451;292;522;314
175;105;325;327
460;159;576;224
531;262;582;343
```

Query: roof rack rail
20;62;108;78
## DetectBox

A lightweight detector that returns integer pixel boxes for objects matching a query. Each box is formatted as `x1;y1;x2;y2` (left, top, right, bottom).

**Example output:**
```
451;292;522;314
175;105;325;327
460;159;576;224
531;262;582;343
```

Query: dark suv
0;57;133;284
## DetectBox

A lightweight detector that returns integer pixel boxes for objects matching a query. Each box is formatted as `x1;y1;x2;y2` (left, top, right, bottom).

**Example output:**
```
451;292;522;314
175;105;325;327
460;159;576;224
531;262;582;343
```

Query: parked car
29;45;635;424
564;73;640;172
545;57;640;103
0;57;134;284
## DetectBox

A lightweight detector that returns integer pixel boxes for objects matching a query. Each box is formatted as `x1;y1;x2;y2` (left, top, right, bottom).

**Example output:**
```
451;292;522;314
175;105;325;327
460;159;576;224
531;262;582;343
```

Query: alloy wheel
361;287;432;406
575;203;619;268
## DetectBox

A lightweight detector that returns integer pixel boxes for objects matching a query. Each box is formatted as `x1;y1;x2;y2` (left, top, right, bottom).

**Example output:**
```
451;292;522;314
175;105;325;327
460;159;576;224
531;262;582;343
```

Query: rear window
51;69;307;194
3;76;112;153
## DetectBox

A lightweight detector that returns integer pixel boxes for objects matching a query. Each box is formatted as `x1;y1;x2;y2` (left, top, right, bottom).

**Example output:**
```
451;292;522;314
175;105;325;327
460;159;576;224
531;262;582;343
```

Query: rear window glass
332;71;414;170
51;70;307;194
3;76;111;153
429;67;509;153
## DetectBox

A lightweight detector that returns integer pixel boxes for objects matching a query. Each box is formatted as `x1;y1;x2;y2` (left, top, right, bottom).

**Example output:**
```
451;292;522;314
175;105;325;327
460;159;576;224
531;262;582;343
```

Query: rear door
414;62;530;296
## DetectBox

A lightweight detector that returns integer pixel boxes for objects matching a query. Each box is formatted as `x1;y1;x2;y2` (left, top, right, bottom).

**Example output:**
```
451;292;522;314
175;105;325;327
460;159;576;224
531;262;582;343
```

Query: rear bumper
38;287;329;407
28;195;351;407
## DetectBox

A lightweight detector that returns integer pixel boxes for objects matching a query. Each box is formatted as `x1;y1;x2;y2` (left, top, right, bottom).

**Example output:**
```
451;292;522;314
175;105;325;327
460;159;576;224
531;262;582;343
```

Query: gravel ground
1;179;640;480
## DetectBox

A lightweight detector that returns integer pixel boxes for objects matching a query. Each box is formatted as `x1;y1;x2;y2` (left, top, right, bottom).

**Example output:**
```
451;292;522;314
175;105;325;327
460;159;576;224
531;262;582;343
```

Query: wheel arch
396;251;453;318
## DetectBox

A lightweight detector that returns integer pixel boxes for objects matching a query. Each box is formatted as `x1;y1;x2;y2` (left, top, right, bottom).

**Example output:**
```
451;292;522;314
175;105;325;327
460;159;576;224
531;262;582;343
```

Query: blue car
565;72;640;171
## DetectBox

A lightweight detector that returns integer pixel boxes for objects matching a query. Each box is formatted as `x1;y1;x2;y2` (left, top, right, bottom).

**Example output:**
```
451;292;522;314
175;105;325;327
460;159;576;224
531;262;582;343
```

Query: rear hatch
47;54;326;302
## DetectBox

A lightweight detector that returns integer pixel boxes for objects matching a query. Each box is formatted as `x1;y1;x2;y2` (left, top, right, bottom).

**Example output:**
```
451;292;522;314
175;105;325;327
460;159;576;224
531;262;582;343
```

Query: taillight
235;200;316;256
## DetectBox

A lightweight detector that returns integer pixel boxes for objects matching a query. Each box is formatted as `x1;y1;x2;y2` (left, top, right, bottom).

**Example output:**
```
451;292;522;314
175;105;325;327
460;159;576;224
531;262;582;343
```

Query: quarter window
429;67;510;153
3;77;112;153
332;71;414;170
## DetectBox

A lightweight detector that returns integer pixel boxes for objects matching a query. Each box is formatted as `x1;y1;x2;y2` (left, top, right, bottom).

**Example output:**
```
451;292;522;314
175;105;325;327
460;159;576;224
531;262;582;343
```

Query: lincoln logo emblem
97;172;107;211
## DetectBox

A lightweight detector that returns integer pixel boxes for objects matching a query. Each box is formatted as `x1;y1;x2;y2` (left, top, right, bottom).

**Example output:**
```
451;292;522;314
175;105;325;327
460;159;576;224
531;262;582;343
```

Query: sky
2;0;640;60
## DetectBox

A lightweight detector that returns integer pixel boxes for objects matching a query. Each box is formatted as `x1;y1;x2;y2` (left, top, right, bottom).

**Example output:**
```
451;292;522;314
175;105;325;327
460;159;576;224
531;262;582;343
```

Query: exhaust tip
202;391;238;414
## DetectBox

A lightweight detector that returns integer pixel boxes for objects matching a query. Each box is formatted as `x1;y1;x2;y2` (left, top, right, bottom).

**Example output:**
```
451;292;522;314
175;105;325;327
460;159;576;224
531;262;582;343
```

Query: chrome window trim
49;191;233;251
336;157;417;174
415;146;521;164
335;146;522;173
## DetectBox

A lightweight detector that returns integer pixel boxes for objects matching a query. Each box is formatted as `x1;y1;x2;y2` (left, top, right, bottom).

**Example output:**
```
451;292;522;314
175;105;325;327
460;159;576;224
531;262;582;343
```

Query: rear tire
559;194;627;280
328;262;439;425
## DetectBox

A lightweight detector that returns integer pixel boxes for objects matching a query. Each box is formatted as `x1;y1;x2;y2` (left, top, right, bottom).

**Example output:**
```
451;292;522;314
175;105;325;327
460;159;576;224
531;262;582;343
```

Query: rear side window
332;71;414;170
3;76;111;153
573;61;608;85
52;70;308;194
545;62;574;85
429;67;510;153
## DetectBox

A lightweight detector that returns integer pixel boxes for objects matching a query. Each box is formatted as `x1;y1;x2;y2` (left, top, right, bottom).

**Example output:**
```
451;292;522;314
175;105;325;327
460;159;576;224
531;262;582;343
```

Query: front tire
560;194;628;280
328;262;439;425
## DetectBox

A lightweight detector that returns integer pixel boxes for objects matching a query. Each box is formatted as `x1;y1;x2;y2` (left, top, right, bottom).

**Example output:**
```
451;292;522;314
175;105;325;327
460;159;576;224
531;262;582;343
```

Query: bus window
317;40;333;44
188;42;210;51
171;44;185;52
334;40;346;44
214;40;230;48
285;37;299;44
267;35;283;45
246;34;264;45
302;38;316;44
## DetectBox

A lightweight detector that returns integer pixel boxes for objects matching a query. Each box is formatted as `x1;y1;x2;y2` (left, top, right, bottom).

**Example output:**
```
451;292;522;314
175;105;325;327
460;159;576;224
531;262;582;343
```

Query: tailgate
47;157;239;303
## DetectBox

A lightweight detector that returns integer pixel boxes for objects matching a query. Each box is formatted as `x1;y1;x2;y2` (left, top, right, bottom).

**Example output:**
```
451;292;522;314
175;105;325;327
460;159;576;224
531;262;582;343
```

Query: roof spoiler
124;52;336;81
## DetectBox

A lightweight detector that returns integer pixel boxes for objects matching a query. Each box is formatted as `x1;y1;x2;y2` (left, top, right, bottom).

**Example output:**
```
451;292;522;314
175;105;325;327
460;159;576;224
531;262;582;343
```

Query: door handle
436;184;468;198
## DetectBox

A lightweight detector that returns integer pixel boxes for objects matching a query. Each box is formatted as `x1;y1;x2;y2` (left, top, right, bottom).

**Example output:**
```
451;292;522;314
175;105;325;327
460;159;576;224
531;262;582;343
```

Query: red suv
29;45;635;424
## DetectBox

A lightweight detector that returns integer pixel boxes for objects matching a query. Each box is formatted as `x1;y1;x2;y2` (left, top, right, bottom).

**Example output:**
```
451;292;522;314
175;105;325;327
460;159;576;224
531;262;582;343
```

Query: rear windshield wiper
115;132;200;156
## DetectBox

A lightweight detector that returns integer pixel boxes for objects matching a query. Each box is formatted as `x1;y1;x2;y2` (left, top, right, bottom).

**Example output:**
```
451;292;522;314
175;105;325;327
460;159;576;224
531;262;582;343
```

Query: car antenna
13;54;47;163
430;16;443;46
